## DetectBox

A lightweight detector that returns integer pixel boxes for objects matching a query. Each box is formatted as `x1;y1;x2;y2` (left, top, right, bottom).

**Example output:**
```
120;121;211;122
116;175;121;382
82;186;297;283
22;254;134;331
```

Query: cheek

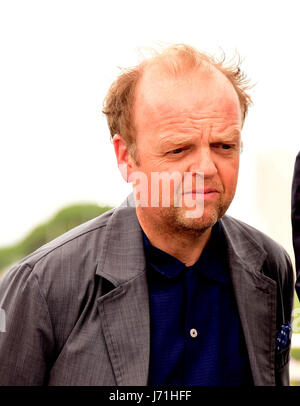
219;160;240;191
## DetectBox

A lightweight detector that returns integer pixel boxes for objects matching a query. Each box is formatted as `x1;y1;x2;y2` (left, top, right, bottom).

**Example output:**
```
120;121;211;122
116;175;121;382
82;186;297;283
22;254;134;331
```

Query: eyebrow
159;130;241;150
159;135;195;150
210;130;241;143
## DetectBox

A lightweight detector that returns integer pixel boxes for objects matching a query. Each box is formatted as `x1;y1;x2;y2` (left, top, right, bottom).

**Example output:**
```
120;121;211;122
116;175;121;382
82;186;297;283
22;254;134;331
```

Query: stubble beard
144;197;230;238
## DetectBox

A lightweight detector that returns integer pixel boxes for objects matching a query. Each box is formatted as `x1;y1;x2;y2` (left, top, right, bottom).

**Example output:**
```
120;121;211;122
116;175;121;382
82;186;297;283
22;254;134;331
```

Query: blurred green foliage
0;203;112;275
291;348;300;360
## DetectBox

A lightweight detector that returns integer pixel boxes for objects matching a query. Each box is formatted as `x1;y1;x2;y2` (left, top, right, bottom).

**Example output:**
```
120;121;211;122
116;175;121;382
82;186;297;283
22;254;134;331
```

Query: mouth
184;188;220;195
182;189;220;203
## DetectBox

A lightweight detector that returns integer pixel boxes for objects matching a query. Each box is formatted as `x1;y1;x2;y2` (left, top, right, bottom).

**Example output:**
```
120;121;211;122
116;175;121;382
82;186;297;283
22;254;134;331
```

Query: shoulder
221;215;285;252
0;207;116;299
0;207;119;346
22;207;114;265
220;215;293;281
25;207;115;267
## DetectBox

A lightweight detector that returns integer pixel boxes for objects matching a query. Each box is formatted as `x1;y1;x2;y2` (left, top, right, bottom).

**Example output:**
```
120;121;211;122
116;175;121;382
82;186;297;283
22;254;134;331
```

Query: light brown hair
102;44;252;163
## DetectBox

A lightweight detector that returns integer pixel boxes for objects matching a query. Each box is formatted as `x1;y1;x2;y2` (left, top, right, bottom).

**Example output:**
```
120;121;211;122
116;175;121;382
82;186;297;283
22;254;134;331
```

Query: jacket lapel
97;273;150;385
95;200;150;385
221;216;277;385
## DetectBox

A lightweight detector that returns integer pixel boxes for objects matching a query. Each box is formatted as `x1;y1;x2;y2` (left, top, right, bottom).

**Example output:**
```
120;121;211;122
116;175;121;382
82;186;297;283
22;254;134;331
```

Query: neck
136;209;213;266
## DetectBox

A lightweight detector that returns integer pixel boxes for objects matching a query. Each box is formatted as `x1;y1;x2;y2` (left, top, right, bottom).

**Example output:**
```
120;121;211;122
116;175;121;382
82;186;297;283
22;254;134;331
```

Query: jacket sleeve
0;263;56;385
292;151;300;301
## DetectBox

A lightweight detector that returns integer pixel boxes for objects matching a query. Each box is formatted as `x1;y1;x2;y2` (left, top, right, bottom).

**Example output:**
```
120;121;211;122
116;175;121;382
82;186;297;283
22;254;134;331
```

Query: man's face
128;64;242;235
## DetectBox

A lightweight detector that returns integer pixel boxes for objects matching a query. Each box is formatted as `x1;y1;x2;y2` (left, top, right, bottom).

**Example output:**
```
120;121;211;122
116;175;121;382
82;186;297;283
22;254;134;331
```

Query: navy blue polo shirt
143;221;253;386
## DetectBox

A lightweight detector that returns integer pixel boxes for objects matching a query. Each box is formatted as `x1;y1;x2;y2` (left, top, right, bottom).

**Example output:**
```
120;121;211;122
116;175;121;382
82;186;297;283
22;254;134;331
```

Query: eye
171;148;184;154
211;143;234;151
221;144;231;150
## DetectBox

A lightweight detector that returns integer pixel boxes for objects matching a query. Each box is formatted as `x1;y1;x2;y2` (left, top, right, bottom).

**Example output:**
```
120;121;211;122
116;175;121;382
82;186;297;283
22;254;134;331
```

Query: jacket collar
95;195;146;286
220;216;267;275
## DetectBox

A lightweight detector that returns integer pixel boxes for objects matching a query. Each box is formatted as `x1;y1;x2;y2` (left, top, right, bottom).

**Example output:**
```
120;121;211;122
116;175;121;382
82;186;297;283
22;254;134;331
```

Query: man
292;151;300;300
0;44;294;385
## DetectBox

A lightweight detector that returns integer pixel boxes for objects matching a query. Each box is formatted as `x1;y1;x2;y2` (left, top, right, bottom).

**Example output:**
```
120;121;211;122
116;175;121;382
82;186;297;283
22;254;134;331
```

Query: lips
184;188;219;194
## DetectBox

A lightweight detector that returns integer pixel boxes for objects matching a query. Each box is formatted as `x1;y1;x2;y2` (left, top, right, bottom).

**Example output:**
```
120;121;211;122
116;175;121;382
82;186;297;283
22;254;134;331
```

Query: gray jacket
0;197;294;385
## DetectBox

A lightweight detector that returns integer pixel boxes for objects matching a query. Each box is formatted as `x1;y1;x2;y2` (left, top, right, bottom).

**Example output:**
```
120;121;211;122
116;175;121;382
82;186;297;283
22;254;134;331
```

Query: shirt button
190;328;198;338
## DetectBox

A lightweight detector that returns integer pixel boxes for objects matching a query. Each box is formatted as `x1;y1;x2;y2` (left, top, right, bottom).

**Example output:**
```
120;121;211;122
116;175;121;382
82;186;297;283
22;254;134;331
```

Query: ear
113;134;136;183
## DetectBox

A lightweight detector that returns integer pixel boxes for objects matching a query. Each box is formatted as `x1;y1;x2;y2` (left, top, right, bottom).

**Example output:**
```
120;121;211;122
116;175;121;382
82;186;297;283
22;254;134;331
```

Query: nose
189;148;218;178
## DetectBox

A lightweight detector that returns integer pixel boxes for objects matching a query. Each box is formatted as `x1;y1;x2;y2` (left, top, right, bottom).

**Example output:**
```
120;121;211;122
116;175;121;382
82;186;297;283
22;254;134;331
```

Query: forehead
134;64;241;131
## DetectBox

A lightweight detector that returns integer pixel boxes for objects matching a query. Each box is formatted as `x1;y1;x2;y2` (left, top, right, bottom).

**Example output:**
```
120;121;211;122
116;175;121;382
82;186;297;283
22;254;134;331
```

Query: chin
182;214;217;231
168;207;219;235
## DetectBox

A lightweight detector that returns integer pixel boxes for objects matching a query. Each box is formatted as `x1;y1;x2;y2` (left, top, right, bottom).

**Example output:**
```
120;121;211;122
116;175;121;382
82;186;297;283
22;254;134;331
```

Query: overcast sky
0;0;299;261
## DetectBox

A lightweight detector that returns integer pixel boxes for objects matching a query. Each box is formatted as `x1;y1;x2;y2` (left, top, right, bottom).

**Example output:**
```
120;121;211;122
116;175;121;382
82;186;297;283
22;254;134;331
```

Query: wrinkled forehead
134;63;241;128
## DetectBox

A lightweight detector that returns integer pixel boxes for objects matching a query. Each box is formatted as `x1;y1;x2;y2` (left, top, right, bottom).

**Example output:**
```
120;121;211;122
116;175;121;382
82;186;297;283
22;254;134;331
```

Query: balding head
103;44;252;163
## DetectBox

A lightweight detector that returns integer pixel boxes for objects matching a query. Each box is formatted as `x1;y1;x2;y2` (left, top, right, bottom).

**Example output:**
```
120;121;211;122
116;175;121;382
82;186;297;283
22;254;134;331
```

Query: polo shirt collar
143;221;230;285
143;231;185;278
